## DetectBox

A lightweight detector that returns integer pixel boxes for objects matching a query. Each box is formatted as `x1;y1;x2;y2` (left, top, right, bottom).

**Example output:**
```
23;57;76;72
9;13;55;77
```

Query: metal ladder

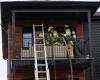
33;24;50;80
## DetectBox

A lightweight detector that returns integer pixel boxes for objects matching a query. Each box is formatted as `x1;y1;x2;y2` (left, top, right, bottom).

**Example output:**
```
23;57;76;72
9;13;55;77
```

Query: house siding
91;21;100;80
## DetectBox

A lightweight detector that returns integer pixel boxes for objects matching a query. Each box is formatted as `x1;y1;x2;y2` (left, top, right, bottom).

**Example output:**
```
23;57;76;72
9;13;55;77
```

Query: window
22;27;33;48
23;33;32;47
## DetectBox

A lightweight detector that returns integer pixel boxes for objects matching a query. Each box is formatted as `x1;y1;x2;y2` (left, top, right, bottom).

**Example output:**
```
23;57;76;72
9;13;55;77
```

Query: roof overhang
1;1;100;13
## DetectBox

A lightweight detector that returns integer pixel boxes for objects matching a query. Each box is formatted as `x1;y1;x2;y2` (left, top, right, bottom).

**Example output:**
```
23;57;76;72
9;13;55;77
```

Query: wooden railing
21;47;34;58
20;39;90;59
21;46;67;58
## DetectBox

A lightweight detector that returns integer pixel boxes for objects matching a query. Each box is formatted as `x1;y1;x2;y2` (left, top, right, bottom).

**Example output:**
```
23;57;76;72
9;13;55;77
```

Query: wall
16;67;85;80
15;26;22;58
91;21;100;80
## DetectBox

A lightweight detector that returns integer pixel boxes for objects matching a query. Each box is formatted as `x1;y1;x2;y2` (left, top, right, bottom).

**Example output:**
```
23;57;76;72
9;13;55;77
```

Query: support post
12;11;16;80
12;12;16;59
88;11;94;80
88;11;92;58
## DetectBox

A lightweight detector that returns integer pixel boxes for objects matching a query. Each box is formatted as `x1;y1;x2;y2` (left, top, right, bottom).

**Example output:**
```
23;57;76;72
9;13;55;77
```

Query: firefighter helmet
48;26;54;32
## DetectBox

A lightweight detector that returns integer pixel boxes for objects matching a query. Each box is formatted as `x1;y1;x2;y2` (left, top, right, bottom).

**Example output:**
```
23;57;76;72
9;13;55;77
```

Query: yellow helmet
39;32;44;38
65;25;69;28
48;26;54;32
53;31;58;38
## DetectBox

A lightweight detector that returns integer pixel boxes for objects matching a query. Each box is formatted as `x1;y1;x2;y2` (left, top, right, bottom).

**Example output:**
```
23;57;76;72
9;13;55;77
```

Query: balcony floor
12;58;93;69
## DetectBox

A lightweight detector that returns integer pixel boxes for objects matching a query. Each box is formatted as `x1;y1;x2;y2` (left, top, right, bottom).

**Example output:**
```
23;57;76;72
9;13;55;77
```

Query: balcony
12;38;93;69
12;22;93;69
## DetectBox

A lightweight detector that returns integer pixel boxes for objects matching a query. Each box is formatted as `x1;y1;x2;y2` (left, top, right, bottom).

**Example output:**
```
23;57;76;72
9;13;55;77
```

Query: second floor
1;1;100;60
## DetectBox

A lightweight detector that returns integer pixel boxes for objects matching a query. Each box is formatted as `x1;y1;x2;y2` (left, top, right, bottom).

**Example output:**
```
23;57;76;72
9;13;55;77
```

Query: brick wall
76;24;84;40
16;67;85;80
15;26;22;58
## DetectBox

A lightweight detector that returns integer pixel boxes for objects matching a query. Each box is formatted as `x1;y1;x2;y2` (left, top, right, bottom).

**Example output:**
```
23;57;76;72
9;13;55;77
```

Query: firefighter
63;25;72;40
63;25;74;58
48;26;54;33
48;26;59;45
38;32;44;44
39;32;44;38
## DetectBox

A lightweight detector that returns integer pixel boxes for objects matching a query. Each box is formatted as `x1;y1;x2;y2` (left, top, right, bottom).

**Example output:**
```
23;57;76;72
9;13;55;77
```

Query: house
0;1;100;80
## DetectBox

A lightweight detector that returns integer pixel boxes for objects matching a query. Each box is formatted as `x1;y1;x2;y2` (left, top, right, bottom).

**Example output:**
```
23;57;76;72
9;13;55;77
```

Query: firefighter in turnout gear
39;32;44;44
63;25;74;58
39;32;44;38
53;30;59;45
48;26;59;45
48;26;54;33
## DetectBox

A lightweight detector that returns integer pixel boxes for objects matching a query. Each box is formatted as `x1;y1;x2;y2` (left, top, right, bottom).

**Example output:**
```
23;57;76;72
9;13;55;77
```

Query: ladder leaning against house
33;24;50;80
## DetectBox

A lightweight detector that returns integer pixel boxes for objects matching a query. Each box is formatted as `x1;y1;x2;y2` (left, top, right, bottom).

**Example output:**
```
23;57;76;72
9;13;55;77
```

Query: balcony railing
21;46;67;58
20;39;90;59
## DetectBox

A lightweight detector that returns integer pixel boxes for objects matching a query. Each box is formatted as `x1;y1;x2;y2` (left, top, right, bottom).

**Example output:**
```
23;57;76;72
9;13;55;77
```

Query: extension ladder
33;24;50;80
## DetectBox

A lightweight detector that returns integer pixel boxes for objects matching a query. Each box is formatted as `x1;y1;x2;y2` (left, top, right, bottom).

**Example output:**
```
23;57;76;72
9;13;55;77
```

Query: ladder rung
38;71;46;73
38;78;47;80
37;64;45;66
